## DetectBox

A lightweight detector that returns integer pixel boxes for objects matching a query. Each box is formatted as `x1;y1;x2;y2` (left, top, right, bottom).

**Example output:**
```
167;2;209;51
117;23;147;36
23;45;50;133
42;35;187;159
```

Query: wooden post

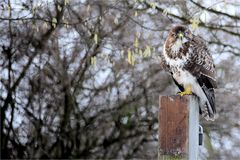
158;95;199;160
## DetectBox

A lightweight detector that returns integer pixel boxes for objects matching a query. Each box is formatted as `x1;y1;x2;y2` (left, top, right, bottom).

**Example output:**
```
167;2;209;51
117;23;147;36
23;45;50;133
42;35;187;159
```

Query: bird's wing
184;35;217;89
160;50;171;73
184;35;217;118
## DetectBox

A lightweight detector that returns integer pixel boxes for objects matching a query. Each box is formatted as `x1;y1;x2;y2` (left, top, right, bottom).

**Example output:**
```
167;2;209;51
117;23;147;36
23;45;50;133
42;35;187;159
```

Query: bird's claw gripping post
177;85;193;96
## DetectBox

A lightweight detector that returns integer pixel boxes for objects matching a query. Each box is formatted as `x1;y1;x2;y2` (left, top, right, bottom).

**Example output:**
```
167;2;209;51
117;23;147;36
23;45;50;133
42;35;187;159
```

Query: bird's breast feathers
173;69;209;110
173;69;196;87
163;43;190;68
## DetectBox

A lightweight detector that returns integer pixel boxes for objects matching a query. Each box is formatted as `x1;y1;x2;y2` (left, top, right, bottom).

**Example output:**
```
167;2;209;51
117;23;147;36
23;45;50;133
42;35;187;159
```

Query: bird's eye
185;30;191;34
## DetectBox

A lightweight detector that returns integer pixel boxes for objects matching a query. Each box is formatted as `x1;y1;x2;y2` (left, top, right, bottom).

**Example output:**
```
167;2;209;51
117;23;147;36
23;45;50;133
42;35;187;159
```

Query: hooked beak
178;33;184;39
178;32;188;43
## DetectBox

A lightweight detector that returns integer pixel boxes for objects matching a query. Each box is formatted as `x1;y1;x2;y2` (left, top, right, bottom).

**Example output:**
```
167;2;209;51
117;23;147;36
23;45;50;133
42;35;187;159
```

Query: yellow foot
177;90;192;96
177;85;192;96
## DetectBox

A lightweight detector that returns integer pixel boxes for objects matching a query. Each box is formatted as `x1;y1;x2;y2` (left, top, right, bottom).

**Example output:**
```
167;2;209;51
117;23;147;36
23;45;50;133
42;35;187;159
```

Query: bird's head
169;25;193;42
167;25;193;52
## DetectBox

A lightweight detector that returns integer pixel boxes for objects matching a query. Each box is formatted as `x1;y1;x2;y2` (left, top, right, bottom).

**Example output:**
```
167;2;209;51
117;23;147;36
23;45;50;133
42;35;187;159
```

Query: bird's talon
177;91;192;96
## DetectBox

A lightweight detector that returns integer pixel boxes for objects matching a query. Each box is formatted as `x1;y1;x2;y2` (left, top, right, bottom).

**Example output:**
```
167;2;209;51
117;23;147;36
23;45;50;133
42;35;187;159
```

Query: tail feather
201;85;216;119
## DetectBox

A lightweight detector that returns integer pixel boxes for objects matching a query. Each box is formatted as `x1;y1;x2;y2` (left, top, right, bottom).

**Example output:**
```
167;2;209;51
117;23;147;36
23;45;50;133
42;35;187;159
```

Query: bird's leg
178;84;192;96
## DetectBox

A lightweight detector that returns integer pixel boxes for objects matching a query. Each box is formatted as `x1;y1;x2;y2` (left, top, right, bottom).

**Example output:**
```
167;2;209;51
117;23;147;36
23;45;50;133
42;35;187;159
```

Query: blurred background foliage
0;0;240;159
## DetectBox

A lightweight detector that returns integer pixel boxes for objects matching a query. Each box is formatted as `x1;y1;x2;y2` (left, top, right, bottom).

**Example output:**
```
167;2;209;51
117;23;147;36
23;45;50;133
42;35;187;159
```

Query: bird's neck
166;41;189;60
171;39;184;53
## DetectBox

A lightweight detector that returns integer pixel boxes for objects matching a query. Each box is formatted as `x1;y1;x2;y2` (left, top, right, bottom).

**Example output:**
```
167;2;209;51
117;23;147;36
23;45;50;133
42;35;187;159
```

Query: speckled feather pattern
162;34;216;88
161;25;217;119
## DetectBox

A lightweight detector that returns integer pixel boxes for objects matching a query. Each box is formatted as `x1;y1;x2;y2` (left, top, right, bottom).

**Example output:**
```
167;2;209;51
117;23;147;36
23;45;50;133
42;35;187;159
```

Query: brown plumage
161;25;217;120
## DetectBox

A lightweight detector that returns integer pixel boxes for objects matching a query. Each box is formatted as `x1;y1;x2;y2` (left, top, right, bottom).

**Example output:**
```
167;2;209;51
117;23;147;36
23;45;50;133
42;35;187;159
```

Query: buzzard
161;25;217;120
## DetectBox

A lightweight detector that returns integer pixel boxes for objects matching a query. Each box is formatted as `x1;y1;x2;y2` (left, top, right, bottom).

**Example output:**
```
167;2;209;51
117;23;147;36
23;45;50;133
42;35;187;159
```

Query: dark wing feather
184;35;217;118
185;62;217;88
185;35;217;88
202;86;216;114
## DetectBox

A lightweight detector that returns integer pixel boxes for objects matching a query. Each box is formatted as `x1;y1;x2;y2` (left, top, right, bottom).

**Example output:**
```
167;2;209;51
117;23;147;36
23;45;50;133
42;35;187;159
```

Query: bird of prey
161;25;217;120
